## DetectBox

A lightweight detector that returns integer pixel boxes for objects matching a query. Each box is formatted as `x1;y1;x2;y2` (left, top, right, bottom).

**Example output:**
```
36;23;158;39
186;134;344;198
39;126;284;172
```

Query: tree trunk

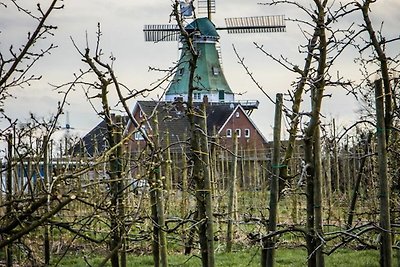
178;9;215;262
150;179;160;267
375;79;392;267
304;136;316;267
163;130;172;212
278;30;319;197
149;113;169;267
199;102;215;267
109;116;122;267
154;114;169;267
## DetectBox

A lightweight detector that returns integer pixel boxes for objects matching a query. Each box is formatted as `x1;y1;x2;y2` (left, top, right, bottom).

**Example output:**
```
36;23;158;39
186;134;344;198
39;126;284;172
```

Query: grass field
57;247;397;267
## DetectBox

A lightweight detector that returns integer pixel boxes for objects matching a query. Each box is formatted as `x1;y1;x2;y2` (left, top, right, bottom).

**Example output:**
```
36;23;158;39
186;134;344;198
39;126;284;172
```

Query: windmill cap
185;18;219;38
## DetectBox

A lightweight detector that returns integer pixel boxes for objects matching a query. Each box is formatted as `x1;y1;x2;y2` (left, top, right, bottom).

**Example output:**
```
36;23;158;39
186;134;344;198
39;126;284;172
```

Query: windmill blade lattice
197;0;216;15
222;15;286;34
144;24;180;42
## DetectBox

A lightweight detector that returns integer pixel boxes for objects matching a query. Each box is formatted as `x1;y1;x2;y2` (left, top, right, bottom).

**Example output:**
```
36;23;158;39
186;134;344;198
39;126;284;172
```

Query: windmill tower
143;0;285;106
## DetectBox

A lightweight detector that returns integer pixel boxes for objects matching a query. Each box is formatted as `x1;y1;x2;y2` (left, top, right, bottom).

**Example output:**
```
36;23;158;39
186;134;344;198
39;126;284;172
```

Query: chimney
173;96;185;112
202;95;209;106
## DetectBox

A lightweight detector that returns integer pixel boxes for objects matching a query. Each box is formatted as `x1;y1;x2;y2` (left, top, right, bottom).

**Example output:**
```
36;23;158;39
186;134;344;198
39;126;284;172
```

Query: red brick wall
218;107;267;151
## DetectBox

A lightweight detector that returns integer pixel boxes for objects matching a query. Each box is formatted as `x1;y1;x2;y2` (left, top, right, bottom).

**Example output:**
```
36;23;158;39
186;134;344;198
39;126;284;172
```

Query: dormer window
212;66;220;76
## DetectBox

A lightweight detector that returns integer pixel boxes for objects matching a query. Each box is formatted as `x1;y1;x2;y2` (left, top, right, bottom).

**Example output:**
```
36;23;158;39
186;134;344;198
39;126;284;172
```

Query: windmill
143;0;285;108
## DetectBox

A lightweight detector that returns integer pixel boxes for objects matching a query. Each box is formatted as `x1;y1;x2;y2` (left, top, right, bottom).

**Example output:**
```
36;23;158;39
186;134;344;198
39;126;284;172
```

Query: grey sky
1;0;399;140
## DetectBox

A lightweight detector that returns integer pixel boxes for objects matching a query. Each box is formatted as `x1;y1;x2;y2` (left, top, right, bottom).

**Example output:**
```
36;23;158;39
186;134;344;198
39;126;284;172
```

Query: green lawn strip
55;248;394;266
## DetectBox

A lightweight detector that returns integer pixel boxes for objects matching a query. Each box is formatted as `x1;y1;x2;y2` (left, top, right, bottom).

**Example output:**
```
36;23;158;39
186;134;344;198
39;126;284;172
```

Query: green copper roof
166;18;233;97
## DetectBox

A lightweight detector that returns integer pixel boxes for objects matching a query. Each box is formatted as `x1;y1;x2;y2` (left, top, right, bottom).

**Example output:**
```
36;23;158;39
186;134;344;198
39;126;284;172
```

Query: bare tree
172;2;215;266
255;1;360;266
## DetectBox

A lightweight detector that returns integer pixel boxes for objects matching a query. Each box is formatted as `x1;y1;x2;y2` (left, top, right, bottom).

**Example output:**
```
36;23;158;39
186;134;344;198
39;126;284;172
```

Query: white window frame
245;128;250;138
226;128;232;138
212;66;220;76
235;111;240;118
235;129;241;138
134;126;146;141
194;92;201;100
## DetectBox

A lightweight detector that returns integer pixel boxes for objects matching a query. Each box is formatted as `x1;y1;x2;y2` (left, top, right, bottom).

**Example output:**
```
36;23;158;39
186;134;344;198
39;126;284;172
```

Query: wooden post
323;144;332;224
210;127;218;196
116;116;127;267
109;122;121;267
199;102;215;267
346;132;372;228
345;137;351;201
6;133;13;267
164;130;172;212
181;133;189;218
332;119;340;192
226;133;238;252
263;93;283;267
43;135;50;266
313;126;324;267
375;79;392;267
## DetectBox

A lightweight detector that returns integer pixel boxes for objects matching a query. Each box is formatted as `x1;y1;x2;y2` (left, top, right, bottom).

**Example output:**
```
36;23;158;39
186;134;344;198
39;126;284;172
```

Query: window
218;90;224;102
245;128;250;138
134;126;146;141
235;129;241;138
235;111;240;118
139;110;143;118
212;66;220;76
178;68;184;75
226;129;232;138
194;92;201;100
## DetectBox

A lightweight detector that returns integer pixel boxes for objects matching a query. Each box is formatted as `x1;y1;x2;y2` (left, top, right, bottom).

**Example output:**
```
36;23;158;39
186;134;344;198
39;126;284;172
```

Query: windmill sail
144;24;180;42
223;15;286;33
197;0;216;15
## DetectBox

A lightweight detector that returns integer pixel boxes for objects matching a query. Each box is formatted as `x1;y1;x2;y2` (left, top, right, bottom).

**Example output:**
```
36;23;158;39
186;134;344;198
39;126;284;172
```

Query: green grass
56;248;396;267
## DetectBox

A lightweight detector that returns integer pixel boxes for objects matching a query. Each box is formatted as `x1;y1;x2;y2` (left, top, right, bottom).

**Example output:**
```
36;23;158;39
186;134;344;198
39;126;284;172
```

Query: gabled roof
218;104;268;143
131;100;241;145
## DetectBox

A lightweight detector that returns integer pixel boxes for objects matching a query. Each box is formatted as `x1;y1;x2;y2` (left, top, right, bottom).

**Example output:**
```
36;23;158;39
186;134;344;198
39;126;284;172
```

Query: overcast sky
1;0;400;140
